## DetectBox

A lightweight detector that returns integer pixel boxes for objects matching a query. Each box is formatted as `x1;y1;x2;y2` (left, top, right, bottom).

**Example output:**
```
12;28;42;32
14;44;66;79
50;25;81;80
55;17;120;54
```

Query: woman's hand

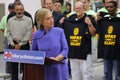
49;57;59;61
49;54;64;61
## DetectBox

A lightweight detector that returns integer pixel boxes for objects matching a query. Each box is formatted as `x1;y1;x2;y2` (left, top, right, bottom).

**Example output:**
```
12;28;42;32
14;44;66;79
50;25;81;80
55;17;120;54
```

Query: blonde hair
36;8;51;30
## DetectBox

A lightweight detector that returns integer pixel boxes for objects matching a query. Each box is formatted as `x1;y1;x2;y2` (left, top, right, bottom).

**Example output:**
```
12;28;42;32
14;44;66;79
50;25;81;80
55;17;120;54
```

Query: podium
4;49;63;80
24;57;64;80
24;63;44;80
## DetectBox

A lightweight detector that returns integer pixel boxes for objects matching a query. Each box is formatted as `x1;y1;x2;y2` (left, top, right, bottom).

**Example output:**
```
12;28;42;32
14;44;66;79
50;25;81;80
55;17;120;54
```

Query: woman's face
66;5;71;11
42;13;54;29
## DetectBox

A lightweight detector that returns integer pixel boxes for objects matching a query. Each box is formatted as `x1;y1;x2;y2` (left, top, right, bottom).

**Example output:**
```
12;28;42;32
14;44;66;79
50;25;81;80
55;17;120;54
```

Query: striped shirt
6;15;32;46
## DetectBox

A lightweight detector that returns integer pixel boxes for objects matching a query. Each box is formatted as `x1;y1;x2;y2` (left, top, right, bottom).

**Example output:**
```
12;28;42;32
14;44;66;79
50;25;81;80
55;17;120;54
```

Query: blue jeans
103;59;120;80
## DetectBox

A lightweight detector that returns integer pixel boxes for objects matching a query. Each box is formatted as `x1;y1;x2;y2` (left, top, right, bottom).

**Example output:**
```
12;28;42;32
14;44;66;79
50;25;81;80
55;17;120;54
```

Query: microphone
32;32;46;40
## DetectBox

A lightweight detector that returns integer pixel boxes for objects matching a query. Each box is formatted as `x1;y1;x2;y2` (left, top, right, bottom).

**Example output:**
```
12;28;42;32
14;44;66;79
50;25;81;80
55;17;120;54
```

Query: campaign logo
4;51;12;59
4;49;45;65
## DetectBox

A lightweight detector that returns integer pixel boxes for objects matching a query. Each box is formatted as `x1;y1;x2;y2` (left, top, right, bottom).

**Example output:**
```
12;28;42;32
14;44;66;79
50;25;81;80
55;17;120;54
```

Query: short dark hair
66;2;71;7
103;0;118;3
8;3;14;9
103;0;105;3
14;0;22;5
109;1;118;7
87;0;90;2
14;2;24;8
54;1;62;5
44;0;53;4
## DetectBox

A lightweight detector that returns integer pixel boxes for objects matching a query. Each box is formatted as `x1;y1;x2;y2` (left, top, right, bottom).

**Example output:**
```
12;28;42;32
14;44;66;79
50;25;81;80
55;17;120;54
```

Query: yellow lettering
70;36;82;40
104;41;115;45
105;34;116;39
70;42;80;46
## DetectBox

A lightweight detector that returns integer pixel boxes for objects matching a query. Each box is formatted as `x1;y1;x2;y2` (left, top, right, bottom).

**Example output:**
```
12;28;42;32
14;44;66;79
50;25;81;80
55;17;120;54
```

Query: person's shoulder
33;30;39;34
8;12;16;17
68;14;76;19
8;16;15;22
117;8;120;13
24;15;32;21
1;16;7;21
67;11;76;18
97;7;108;13
116;10;120;18
86;10;96;16
7;12;15;20
33;30;41;37
87;10;96;14
53;11;60;15
63;11;66;14
24;11;32;16
2;15;7;19
53;11;63;17
52;27;64;33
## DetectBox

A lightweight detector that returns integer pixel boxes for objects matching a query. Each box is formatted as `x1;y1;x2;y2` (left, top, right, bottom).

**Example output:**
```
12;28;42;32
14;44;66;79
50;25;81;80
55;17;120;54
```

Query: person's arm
0;16;7;33
31;32;38;51
6;20;15;47
97;12;103;21
50;29;68;61
50;54;64;61
85;17;96;36
7;12;16;22
57;13;64;27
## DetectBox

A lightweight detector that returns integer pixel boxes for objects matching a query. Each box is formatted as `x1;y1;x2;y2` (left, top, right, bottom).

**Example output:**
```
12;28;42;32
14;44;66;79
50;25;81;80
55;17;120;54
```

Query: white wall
0;0;6;3
20;0;41;20
1;0;41;21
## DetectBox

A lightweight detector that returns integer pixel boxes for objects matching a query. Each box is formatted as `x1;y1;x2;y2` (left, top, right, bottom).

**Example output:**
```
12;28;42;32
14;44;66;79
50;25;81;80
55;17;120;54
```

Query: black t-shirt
97;16;120;60
63;14;91;60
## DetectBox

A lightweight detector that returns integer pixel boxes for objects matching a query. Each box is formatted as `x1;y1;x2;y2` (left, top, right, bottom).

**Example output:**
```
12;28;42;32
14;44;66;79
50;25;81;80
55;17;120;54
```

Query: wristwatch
88;23;92;27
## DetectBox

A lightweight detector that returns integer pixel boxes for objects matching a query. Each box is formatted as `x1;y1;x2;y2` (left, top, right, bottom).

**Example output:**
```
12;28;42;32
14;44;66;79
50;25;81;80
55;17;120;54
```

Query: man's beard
17;12;23;18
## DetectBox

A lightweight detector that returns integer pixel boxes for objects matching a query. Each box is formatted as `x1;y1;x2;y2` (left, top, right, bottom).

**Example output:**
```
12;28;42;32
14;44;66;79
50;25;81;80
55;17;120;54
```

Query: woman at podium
32;8;69;80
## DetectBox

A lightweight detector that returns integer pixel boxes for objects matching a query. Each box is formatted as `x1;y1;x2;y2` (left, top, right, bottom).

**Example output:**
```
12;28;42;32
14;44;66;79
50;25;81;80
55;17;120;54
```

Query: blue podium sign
4;49;46;65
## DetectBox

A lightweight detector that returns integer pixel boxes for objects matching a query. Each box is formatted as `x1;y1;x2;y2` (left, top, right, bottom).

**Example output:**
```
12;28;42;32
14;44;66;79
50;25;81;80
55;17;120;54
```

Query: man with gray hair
63;1;96;80
6;3;32;80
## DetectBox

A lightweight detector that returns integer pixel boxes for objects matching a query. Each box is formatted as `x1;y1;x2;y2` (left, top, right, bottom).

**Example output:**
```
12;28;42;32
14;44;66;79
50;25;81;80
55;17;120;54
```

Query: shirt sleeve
31;32;38;51
60;29;68;58
0;16;7;30
6;20;14;46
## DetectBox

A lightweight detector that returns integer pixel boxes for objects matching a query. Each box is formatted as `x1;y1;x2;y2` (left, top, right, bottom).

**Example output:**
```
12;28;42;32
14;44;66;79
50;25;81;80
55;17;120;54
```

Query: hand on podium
49;57;59;61
49;54;64;61
45;57;64;64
